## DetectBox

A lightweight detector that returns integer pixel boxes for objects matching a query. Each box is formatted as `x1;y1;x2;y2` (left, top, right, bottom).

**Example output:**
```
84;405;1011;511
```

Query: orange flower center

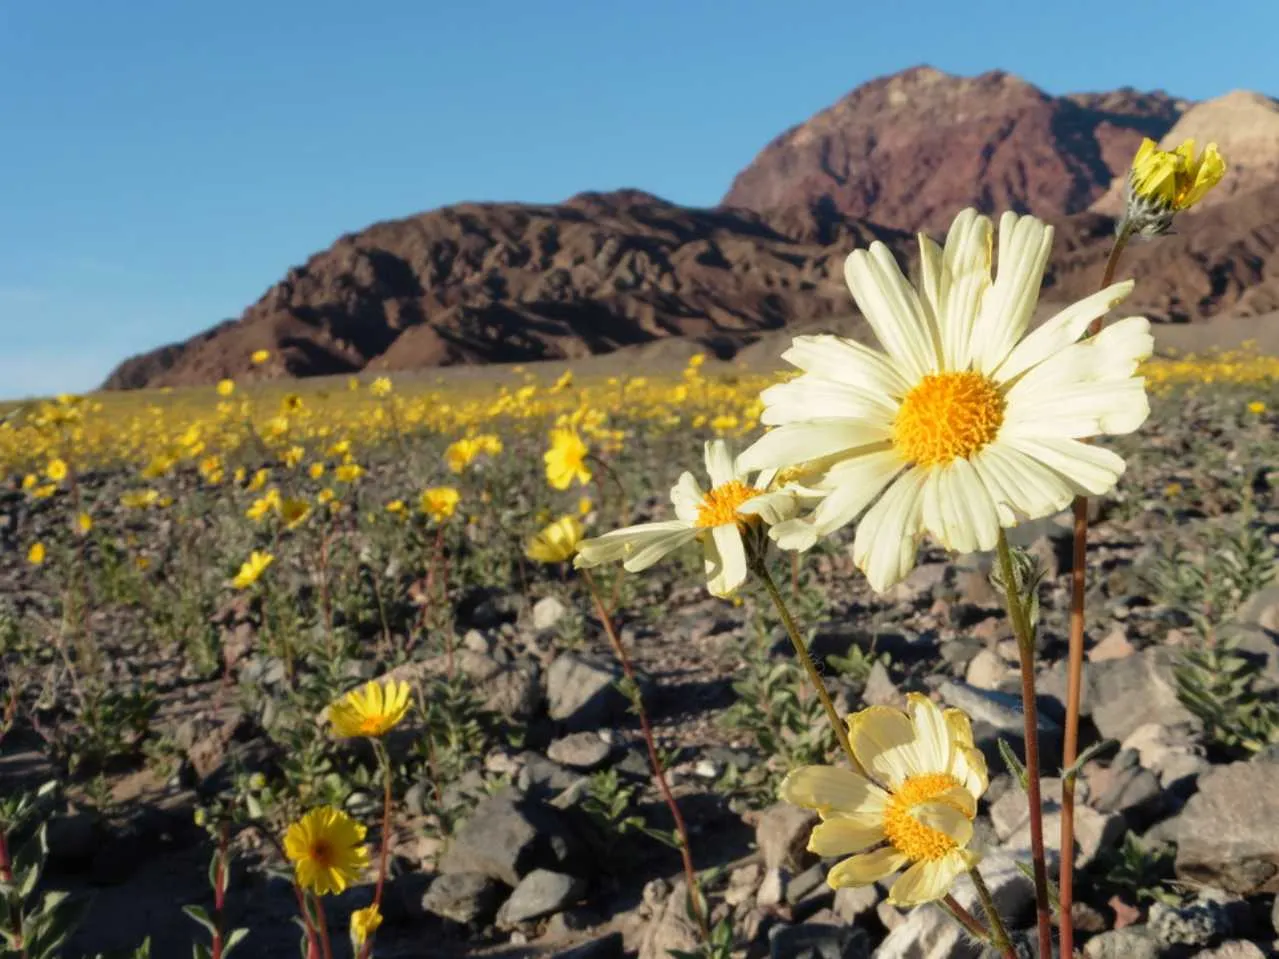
358;715;385;735
695;481;756;528
882;772;965;863
893;371;1005;467
309;839;334;868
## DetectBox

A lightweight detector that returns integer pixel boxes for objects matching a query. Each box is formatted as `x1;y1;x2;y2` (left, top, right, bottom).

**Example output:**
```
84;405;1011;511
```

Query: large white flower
574;439;809;597
737;208;1152;592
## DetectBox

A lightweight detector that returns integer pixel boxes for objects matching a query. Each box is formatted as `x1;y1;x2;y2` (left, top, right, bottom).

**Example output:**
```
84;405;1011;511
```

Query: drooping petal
737;487;805;526
827;846;909;889
844;243;939;380
970;212;1054;374
773;449;905;551
851;467;928;593
808;814;885;858
848;706;917;791
736;421;893;474
574;522;699;572
888;849;974;906
706;523;748;598
994;280;1135;383
780;765;888;816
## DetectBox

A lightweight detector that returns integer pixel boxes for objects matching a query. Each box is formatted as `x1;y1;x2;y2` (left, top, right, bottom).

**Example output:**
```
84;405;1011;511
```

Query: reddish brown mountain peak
563;189;675;212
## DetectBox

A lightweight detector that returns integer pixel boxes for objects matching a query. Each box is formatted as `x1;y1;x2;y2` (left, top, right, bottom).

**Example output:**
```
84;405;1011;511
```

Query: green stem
968;866;1017;959
995;530;1054;959
754;559;857;768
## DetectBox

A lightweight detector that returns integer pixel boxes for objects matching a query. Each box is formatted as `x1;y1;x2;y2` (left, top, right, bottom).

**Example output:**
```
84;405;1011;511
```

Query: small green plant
1175;638;1279;754
1094;833;1178;906
581;768;677;854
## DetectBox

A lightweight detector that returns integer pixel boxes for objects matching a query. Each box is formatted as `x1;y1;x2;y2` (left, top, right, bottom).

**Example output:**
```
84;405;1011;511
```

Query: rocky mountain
104;67;1277;391
720;66;1186;232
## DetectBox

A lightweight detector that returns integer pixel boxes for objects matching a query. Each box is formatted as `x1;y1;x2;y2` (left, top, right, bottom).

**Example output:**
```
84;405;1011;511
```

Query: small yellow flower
232;551;274;589
1248;401;1266;414
308;462;326;480
27;542;45;565
45;458;68;482
334;463;364;484
216;379;236;397
246;468;270;492
577;497;593;516
1164;482;1184;498
317;488;337;506
350;904;383;949
32;484;57;500
251;349;271;365
121;489;160;509
445;437;480;474
1130;137;1226;212
544;427;591;490
279;498;311;530
76;512;93;534
475;433;503;456
281;445;306;469
385;499;406;515
549;370;574;393
525;515;584;564
369;376;393;397
329;680;412;738
246;489;282;521
419;486;460;522
283;806;370;896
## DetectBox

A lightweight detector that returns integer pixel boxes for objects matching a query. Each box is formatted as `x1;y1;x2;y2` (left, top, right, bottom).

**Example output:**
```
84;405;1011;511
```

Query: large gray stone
756;801;819;872
421;872;502;925
498;868;586;925
1090;647;1196;742
533;595;569;631
638;879;701;959
546;652;627;731
547;732;611;771
1195;942;1267;959
1149;896;1231;949
1083;927;1161;959
1174;760;1279;894
438;787;586;887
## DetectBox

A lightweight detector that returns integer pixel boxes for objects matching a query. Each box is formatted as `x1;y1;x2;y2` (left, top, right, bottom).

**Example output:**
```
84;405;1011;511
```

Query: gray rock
421;872;502;925
757;867;785;908
785;862;827;907
888;562;948;604
832;883;880;923
533;595;569;631
768;922;870;959
965;649;1010;690
483;664;542;720
1120;723;1209;791
1237;584;1279;633
1195;941;1267;959
723;862;762;908
498;869;586;925
874;903;979;959
638;879;701;959
550;932;625;959
1091;648;1196;742
756;801;818;872
862;660;904;707
1149;896;1231;948
546;652;627;731
1174;760;1279;894
951;853;1036;925
1083;927;1161;959
517;752;586;794
438;787;586;887
936;681;1062;761
547;732;611;771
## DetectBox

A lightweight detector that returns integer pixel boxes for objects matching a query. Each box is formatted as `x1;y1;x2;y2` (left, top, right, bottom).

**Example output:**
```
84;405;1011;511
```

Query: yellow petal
779;766;886;816
807;814;884;858
906;693;950;774
848;705;916;789
826;846;907;889
887;848;975;906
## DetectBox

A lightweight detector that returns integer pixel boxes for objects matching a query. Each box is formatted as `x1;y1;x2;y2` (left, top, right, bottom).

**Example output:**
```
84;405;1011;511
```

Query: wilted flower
1121;137;1226;237
350;904;383;949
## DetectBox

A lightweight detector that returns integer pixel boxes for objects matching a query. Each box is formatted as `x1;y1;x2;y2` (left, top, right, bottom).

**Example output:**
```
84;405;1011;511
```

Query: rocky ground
2;379;1279;959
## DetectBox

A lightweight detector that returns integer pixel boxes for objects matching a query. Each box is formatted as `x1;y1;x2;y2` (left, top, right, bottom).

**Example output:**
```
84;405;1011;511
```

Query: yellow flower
45;458;68;482
121;489;160;509
419;486;460;522
475;433;503;456
76;512;93;534
544;427;591;490
27;542;45;565
550;370;574;393
308;462;326;480
780;694;987;907
317;488;337;505
1164;482;1184;498
246;468;270;492
577;497;593;516
246;489;282;521
525;515;585;564
281;445;306;469
350;904;382;949
283;806;370;896
335;462;364;483
232;551;274;589
21;474;36;491
369;376;393;397
216;379;236;397
1130;137;1226;212
385;499;406;515
710;413;739;434
1248;401;1266;414
279;497;311;529
32;484;57;500
329;680;412;738
250;349;271;365
445;437;480;474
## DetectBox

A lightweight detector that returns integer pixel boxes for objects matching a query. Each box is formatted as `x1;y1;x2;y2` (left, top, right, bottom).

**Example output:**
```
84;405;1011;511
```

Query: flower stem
754;559;857;769
312;893;335;959
995;529;1053;959
580;570;710;941
940;893;990;942
371;741;394;908
1060;224;1133;959
968;866;1017;959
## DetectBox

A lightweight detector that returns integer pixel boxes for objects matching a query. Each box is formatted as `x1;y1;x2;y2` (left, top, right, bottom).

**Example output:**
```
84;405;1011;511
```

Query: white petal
736;421;893;473
704;439;736;489
670;471;705;523
970;443;1075;525
995;280;1135;383
970;212;1054;375
1004;436;1127;496
1006;315;1152;395
916;233;944;330
738;488;804;526
919;458;1000;554
758;374;898;426
906;693;950;775
844;244;939;380
851;468;928;593
1003;379;1151;439
779;335;911;396
705;524;748;598
807;449;905;535
574;521;698;572
937;209;993;371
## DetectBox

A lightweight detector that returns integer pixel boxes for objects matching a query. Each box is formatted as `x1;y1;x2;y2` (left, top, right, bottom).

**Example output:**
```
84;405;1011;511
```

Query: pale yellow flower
780;694;987;906
525;515;585;564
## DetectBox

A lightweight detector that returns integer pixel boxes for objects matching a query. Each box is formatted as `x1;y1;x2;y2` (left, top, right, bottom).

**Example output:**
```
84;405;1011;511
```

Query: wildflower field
5;148;1279;959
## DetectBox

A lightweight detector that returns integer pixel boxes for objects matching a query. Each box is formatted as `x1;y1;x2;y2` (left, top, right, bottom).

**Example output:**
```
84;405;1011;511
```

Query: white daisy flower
737;208;1152;592
574;439;811;598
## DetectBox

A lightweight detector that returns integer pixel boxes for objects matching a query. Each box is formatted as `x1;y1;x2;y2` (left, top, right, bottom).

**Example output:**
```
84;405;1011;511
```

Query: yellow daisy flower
525;515;584;564
27;542;46;566
544;427;591;491
780;694;987;907
232;551;273;589
250;349;271;365
419;486;460;522
350;903;382;949
329;680;412;739
283;806;370;896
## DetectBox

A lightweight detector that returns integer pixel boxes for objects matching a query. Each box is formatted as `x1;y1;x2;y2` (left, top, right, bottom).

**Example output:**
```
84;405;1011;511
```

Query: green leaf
223;927;250;956
998;738;1029;790
183;904;218;938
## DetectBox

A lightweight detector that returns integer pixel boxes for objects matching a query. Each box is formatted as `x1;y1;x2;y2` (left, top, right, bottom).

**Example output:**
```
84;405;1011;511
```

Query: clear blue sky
2;0;1275;399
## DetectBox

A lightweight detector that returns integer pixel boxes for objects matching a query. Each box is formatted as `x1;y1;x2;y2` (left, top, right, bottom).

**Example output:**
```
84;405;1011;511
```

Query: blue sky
2;0;1275;399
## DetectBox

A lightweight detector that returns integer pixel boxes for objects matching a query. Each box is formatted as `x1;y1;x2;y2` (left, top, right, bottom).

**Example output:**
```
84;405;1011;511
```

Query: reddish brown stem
211;825;229;959
0;830;25;957
313;894;335;959
581;570;710;941
942;893;991;941
372;747;394;907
